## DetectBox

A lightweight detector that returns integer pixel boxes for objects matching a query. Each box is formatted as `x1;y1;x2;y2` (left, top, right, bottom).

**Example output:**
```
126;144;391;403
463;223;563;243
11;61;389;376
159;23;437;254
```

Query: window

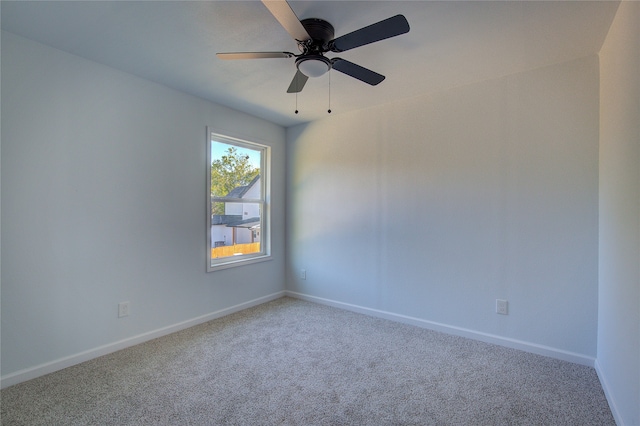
207;129;270;271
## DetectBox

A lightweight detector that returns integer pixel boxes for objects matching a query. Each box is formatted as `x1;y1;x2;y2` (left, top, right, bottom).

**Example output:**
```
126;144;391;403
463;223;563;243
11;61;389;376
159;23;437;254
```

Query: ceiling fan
217;0;410;93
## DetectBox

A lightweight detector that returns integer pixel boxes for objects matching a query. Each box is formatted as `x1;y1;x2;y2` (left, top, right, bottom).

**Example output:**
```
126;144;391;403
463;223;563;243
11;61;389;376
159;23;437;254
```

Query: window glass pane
210;141;262;198
210;202;262;258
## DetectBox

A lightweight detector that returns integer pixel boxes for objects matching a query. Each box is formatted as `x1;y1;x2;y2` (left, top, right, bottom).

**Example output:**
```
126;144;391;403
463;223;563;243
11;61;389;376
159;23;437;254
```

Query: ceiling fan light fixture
296;55;331;78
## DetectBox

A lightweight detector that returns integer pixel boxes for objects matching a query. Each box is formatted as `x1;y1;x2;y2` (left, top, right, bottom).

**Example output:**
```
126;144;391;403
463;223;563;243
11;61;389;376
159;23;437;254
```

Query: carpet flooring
1;297;615;425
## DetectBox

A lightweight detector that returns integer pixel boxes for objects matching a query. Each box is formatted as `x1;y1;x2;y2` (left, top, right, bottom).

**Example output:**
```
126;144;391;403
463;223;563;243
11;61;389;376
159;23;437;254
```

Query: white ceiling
1;1;619;128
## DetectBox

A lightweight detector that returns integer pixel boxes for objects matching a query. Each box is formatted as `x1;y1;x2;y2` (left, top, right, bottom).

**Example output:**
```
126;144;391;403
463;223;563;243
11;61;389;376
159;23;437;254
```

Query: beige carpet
1;297;614;425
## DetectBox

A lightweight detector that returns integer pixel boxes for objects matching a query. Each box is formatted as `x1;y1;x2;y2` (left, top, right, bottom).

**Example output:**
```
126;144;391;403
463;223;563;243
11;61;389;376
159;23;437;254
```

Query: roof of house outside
225;217;260;228
212;214;243;226
225;175;259;198
211;215;260;228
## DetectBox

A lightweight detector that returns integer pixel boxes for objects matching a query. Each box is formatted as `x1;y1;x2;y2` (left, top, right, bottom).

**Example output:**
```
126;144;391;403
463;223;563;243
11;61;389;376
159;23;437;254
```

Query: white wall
286;56;600;361
597;2;640;425
1;32;286;382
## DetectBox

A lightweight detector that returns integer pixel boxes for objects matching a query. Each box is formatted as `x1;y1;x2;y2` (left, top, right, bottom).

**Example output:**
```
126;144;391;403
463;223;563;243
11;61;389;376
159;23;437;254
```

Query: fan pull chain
294;72;299;114
328;71;332;114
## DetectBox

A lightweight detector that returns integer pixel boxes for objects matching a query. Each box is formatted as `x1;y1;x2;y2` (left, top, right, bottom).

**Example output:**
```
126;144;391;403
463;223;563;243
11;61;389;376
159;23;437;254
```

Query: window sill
208;254;272;272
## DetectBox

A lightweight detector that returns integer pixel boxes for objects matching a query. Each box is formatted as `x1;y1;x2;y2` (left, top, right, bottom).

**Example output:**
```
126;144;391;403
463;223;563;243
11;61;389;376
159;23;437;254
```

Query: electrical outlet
118;301;130;318
496;299;508;315
301;269;306;280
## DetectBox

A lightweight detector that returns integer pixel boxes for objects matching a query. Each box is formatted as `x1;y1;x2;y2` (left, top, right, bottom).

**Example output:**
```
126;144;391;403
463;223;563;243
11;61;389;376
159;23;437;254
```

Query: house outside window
207;130;270;271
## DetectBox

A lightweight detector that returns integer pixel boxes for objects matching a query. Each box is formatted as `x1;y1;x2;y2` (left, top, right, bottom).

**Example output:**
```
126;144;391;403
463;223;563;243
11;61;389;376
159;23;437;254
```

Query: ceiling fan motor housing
300;18;335;51
296;19;335;78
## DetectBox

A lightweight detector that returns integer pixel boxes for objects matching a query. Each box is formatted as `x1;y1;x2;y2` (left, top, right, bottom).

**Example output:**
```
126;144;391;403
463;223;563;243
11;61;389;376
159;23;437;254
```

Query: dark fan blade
287;70;309;93
217;52;294;60
262;0;311;41
331;58;385;85
329;15;409;53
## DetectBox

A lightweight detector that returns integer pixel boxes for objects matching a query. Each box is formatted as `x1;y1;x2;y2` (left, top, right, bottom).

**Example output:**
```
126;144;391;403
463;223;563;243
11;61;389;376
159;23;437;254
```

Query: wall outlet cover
118;301;130;318
496;299;508;315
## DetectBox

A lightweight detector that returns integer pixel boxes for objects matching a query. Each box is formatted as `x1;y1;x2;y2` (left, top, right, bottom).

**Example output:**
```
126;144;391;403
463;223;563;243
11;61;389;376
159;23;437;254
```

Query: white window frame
207;128;271;272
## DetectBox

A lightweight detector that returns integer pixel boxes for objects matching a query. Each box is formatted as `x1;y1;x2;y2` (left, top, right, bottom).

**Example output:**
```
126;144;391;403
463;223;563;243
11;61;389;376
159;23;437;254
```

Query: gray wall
1;32;286;379
286;56;600;361
597;2;640;425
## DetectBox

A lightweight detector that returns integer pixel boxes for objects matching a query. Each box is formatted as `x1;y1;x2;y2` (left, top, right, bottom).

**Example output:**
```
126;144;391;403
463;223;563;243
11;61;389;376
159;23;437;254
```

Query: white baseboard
594;359;624;426
3;290;598;390
285;291;596;367
0;291;285;389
